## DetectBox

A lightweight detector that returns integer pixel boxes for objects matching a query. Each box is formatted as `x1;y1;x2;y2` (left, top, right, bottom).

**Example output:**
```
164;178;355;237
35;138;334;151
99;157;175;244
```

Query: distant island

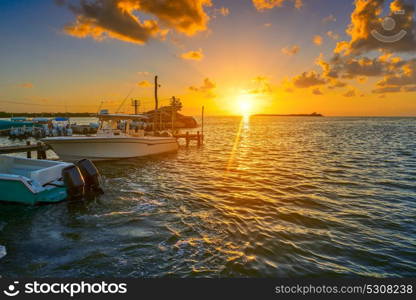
252;112;323;117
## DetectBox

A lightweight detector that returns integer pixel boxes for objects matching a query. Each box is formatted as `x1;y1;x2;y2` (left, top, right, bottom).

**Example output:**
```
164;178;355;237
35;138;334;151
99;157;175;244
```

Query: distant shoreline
252;113;323;117
0;112;95;118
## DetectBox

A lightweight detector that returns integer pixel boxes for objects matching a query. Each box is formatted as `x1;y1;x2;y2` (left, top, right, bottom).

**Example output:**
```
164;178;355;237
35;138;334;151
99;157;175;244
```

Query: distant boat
0;120;36;131
42;113;179;162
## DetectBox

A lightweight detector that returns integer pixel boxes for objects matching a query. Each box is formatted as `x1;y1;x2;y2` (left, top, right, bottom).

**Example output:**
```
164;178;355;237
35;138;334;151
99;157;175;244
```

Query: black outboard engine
75;159;103;193
62;165;85;199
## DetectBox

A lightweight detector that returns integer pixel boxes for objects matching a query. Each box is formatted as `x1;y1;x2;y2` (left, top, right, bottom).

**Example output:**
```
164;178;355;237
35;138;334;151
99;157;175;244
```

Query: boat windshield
99;119;146;137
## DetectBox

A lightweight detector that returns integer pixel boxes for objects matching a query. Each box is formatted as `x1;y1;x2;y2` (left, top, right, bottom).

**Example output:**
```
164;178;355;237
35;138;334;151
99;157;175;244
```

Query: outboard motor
75;159;103;193
62;165;85;199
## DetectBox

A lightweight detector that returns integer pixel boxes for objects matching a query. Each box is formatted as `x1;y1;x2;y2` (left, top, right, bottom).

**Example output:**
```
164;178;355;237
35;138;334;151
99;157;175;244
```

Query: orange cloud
291;71;327;88
252;0;303;11
137;80;152;87
18;83;34;88
189;78;216;98
281;45;300;56
335;0;416;55
61;0;213;44
343;89;357;97
181;49;204;61
248;76;272;94
313;35;323;45
287;1;416;98
312;88;323;95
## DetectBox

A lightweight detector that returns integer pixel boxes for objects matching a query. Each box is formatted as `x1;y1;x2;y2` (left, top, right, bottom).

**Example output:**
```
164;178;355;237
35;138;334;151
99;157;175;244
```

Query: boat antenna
96;100;105;116
154;75;160;132
154;75;159;111
116;86;135;113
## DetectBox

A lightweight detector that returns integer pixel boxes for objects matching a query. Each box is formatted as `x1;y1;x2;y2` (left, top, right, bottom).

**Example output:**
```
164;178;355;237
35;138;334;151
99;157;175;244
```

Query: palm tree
170;96;182;112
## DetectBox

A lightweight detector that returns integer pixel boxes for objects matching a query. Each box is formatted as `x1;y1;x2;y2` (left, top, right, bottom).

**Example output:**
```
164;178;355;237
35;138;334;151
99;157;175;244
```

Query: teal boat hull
0;179;68;205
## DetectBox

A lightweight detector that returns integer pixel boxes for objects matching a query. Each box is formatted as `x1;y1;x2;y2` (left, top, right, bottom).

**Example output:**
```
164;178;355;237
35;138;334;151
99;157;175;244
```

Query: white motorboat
42;113;179;162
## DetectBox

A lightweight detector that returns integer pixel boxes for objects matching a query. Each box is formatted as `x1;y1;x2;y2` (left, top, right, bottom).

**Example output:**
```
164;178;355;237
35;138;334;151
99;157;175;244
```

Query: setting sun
237;94;255;116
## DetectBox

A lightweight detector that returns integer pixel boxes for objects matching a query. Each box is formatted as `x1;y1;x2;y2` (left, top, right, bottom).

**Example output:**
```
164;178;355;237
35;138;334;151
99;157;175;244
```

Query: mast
131;99;139;115
154;76;159;111
154;76;159;131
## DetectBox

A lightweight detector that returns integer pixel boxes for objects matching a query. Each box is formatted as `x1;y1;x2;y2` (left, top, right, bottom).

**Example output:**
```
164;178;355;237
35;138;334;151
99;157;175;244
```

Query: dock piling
26;141;31;158
37;142;47;160
201;106;204;145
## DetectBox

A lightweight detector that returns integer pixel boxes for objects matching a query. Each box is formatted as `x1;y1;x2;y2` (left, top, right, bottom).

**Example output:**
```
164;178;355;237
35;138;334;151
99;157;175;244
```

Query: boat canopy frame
98;113;149;121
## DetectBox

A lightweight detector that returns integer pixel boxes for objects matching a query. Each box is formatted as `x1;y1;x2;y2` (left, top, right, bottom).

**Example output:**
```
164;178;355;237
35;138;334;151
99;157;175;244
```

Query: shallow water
0;116;415;277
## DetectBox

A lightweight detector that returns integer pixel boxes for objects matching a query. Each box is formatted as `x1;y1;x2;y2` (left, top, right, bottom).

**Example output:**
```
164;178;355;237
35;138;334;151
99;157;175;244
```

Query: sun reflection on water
226;116;250;171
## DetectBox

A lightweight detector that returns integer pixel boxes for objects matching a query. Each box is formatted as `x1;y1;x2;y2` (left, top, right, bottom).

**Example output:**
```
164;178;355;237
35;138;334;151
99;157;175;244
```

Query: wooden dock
0;141;50;159
174;131;204;147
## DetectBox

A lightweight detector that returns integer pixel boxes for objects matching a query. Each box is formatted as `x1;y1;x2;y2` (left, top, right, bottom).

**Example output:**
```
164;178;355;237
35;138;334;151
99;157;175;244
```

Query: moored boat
42;113;179;161
0;155;102;205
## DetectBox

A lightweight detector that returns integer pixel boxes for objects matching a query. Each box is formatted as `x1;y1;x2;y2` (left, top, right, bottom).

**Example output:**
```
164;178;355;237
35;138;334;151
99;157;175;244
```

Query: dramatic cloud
252;0;303;11
137;80;151;87
60;0;213;44
318;52;408;80
303;0;416;97
181;48;204;61
281;45;300;56
291;71;327;88
335;0;416;55
375;58;416;92
189;78;216;97
313;35;323;45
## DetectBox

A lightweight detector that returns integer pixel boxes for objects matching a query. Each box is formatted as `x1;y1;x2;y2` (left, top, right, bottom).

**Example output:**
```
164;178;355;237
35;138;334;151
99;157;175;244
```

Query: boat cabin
98;113;149;137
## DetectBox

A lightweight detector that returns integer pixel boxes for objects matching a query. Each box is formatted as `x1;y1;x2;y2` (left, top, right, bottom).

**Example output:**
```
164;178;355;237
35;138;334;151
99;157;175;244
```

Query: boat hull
0;176;68;205
43;136;179;161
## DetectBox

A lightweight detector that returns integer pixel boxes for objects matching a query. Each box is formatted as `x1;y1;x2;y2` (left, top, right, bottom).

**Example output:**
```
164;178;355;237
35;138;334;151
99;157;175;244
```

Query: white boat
42;113;179;162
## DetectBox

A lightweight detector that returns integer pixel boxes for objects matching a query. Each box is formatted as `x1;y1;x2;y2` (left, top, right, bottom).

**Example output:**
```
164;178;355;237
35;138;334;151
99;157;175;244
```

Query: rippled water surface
0;116;415;277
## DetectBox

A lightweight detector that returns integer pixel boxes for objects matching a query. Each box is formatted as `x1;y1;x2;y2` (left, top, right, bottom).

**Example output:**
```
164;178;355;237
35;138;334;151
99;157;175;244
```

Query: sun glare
237;94;254;116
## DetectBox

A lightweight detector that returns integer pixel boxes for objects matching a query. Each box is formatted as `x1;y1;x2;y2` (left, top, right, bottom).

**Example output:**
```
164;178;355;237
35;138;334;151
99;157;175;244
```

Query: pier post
186;132;190;147
26;141;31;158
201;106;204;145
37;142;46;159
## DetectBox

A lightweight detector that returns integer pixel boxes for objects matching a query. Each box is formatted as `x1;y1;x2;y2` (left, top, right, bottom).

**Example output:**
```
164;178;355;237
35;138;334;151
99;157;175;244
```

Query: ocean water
0;116;415;277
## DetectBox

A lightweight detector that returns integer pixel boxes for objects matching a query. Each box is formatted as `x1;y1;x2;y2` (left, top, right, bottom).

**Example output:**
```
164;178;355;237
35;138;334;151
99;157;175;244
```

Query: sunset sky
0;0;415;116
